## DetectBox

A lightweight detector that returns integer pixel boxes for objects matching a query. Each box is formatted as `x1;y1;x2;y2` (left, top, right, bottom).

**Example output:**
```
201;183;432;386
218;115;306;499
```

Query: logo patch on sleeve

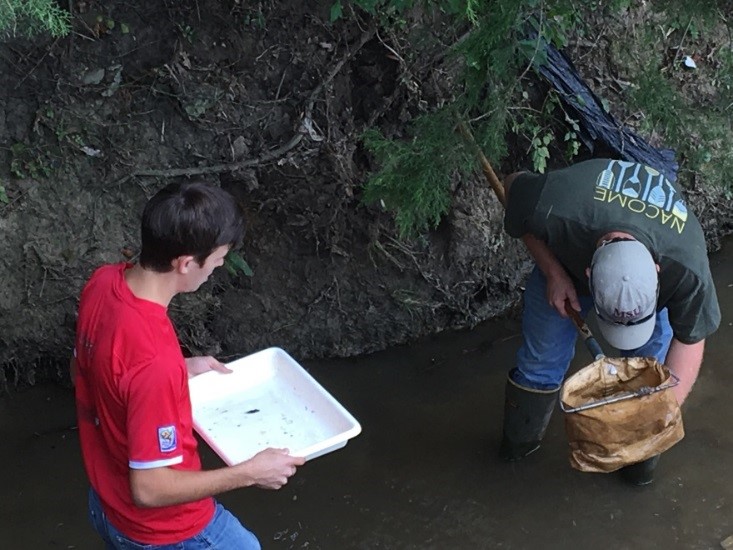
157;425;177;453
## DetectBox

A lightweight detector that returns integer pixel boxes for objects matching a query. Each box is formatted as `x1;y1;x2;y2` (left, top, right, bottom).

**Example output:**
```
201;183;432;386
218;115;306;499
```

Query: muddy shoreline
3;237;732;549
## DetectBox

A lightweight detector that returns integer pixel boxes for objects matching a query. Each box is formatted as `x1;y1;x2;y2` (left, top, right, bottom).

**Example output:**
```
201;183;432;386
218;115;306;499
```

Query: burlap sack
560;356;684;473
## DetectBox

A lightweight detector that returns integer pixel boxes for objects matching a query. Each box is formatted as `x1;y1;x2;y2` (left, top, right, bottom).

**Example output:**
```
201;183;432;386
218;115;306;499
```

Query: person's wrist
545;265;568;282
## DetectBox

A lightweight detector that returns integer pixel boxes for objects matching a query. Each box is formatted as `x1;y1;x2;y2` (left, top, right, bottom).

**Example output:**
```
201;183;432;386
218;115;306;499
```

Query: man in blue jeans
500;159;720;485
88;488;261;549
72;182;305;548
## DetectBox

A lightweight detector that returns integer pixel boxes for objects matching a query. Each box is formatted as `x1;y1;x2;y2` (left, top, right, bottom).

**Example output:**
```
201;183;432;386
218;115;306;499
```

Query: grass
0;0;71;39
620;8;733;190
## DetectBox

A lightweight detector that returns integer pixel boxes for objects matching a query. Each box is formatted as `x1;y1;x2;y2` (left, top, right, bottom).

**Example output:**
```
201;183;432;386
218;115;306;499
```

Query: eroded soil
0;0;527;386
1;1;732;388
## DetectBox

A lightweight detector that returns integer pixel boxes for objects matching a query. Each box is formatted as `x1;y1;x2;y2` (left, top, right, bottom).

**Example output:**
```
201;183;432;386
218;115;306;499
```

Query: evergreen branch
0;0;70;39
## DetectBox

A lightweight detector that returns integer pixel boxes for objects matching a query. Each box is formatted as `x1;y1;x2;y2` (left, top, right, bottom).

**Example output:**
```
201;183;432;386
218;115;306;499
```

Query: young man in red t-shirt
72;182;304;549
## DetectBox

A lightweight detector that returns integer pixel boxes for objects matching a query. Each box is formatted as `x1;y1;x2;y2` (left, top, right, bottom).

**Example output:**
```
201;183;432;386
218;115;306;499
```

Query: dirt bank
1;1;731;387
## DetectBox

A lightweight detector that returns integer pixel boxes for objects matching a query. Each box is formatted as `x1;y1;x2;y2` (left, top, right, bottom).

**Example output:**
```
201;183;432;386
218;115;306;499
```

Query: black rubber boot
619;454;660;486
499;373;560;461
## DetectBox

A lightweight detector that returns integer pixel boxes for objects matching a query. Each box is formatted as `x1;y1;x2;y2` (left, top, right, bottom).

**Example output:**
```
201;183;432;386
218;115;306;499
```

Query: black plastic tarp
532;35;679;182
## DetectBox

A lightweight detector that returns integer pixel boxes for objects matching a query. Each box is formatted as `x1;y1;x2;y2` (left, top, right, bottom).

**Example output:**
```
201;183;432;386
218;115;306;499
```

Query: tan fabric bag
560;356;684;473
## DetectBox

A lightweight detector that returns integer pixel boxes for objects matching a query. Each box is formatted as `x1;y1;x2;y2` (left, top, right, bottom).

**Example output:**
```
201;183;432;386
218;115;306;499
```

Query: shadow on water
3;238;733;549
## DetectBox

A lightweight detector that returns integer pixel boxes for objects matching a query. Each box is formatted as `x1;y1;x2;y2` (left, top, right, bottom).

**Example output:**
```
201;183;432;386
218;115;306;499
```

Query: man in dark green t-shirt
500;158;720;485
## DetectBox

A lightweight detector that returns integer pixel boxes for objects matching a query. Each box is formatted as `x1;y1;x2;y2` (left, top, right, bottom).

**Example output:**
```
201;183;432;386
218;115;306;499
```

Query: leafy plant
628;62;686;144
622;7;733;191
0;182;9;204
357;0;733;237
176;22;196;43
0;0;71;38
10;142;53;179
530;132;552;174
224;251;254;277
243;7;266;29
362;107;478;238
360;0;580;236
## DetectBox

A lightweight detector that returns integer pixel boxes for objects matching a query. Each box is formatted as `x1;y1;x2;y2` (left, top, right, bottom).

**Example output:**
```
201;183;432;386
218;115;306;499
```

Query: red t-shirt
74;263;214;544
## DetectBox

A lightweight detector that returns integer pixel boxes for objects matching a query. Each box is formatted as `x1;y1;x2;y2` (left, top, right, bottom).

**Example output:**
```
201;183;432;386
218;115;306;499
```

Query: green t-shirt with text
504;158;720;344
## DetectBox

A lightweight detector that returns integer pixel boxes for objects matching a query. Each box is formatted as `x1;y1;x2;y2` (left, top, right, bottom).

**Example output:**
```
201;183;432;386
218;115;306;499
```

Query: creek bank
1;0;731;388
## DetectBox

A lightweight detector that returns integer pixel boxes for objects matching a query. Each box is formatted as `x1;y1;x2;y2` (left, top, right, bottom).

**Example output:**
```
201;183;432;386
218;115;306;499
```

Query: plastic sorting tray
189;347;361;465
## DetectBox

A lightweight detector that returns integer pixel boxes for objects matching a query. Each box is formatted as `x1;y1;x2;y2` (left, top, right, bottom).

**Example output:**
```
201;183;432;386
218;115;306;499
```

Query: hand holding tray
189;347;361;465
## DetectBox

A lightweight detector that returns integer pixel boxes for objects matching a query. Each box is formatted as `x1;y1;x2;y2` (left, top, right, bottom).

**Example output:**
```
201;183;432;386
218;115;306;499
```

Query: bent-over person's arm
664;338;705;405
505;170;581;317
521;233;582;317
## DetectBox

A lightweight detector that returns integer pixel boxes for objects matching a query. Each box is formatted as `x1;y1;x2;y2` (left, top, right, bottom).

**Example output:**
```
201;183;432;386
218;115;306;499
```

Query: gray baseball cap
590;239;658;350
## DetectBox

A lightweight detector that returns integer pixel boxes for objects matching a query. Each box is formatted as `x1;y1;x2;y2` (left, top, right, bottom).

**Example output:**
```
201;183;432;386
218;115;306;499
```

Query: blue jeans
88;488;261;549
512;266;673;390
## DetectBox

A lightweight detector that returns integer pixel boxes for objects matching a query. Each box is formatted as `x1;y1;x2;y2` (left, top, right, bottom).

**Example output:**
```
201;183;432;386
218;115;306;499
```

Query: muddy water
2;240;733;549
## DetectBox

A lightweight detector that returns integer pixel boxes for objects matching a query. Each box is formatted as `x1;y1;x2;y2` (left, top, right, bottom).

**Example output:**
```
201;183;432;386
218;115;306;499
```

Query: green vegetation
362;110;476;237
625;13;733;191
350;0;599;237
225;251;254;278
341;0;733;237
10;142;53;180
0;0;71;38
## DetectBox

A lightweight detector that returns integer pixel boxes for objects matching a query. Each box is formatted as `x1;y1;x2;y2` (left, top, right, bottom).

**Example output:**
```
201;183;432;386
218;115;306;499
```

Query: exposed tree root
118;26;376;184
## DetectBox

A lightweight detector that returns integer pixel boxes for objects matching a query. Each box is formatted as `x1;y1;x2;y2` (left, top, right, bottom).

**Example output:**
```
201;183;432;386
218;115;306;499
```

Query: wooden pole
457;121;507;207
457;119;602;355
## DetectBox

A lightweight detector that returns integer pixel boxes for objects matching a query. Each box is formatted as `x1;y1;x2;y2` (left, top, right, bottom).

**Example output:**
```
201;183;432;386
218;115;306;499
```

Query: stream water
2;239;732;549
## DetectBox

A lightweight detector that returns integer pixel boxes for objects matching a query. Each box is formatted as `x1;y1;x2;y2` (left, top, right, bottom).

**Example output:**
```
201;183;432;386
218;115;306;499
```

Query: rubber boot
619;454;660;486
499;373;560;461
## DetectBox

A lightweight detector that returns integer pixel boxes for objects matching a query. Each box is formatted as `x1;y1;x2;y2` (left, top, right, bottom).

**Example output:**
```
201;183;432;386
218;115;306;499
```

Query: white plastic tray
189;347;361;465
